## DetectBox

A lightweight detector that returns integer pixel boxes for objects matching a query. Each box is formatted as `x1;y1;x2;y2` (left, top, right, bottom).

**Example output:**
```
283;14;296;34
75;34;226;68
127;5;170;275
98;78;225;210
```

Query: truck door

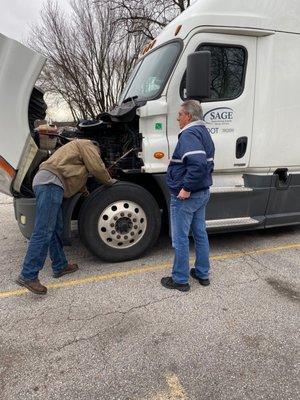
167;33;269;228
167;33;257;170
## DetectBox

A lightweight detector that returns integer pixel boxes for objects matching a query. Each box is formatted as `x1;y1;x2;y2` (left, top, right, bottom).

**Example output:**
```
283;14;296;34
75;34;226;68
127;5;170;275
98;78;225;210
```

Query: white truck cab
1;0;300;262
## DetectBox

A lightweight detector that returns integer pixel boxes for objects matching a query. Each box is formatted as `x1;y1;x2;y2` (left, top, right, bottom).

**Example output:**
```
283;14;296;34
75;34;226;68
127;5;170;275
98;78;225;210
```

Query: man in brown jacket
16;139;116;295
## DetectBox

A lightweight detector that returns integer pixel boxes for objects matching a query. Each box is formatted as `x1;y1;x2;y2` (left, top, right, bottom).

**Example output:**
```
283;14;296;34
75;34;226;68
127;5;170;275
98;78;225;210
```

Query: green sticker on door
155;122;163;130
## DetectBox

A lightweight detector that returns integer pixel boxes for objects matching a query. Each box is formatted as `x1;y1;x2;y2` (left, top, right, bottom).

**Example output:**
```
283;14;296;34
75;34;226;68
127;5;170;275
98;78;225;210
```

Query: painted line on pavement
152;373;187;399
0;242;299;299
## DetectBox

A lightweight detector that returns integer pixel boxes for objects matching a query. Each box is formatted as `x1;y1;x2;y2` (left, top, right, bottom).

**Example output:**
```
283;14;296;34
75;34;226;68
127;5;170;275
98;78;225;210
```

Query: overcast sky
1;0;73;120
1;0;72;42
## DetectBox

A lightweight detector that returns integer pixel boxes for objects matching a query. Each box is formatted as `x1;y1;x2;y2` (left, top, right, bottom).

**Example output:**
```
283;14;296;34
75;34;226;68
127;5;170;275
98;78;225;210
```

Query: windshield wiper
122;95;138;104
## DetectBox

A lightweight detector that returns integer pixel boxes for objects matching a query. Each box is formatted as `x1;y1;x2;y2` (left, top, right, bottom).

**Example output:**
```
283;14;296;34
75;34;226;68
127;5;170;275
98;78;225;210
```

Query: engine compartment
22;88;144;197
59;118;143;174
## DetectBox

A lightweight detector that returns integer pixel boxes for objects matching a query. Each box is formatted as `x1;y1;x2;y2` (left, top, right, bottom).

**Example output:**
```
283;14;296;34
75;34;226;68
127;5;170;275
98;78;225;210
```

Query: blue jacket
166;121;215;196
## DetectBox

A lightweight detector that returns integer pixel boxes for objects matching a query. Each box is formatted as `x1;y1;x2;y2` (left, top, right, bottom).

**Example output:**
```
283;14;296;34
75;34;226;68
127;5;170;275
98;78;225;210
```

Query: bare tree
99;0;191;40
28;0;147;120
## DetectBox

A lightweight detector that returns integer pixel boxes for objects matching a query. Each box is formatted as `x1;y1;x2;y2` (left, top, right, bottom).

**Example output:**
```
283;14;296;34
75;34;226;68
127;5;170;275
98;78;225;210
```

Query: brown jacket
39;139;113;198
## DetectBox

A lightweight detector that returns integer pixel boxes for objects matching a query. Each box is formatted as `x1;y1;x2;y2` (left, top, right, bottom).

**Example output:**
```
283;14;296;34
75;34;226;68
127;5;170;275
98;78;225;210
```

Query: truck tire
78;182;161;262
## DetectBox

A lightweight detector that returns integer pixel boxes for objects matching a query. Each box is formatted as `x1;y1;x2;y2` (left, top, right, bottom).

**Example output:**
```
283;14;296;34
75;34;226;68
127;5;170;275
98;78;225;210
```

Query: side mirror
186;51;211;100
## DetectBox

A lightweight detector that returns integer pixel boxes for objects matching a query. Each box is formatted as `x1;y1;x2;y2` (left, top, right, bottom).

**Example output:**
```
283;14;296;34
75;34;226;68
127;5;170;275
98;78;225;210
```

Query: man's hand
105;178;118;187
177;188;191;200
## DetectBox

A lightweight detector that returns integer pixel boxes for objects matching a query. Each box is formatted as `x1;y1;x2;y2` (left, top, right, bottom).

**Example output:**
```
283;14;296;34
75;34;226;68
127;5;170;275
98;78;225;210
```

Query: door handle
236;136;248;159
274;168;291;189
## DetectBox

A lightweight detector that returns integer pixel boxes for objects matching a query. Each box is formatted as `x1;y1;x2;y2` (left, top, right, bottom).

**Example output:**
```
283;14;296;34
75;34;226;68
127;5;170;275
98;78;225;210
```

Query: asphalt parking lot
0;194;299;400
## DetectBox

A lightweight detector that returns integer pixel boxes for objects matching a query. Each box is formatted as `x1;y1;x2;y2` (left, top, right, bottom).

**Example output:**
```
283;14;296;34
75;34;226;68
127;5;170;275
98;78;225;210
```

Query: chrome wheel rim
98;200;147;249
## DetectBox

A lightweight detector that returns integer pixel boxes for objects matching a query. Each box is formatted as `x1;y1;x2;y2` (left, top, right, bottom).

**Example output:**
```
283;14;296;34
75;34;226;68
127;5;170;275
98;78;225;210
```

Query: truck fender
62;193;82;246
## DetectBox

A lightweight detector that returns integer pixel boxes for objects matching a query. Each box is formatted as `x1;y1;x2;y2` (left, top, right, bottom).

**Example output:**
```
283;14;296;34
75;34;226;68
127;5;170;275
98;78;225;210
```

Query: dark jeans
20;184;67;281
170;190;210;284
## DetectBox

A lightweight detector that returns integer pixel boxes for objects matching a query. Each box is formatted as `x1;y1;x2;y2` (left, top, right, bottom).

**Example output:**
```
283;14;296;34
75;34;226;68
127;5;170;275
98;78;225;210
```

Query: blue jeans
170;190;210;284
20;184;67;281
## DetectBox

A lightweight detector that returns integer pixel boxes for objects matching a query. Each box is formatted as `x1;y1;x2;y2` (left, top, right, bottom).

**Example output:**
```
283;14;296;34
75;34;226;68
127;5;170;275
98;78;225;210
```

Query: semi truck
0;0;299;262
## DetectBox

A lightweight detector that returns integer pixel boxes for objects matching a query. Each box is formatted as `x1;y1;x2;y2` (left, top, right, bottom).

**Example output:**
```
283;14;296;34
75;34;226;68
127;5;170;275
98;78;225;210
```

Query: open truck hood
0;33;46;194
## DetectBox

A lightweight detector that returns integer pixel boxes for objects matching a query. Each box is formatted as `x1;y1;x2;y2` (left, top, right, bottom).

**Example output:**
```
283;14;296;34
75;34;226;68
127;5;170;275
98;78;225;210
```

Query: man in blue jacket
161;100;215;292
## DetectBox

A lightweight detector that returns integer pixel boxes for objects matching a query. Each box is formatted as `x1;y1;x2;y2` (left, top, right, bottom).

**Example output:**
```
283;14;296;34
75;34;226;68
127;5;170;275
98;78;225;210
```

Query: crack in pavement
241;250;296;283
54;294;178;353
67;294;178;323
240;252;264;280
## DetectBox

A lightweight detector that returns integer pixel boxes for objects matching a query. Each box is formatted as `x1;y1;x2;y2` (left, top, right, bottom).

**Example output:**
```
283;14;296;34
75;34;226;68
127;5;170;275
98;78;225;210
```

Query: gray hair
181;100;203;121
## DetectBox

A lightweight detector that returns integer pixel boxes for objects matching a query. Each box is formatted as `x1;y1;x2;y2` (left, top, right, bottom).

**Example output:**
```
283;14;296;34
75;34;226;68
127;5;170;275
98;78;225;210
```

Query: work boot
161;276;190;292
16;277;47;295
190;268;210;286
53;263;79;278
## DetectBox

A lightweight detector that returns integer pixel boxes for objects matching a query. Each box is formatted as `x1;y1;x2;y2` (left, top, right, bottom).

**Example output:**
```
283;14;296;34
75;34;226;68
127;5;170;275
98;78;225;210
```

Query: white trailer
0;0;299;262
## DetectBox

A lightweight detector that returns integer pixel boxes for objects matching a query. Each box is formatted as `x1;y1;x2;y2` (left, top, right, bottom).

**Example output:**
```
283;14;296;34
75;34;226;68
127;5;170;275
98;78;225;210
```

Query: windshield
120;41;182;103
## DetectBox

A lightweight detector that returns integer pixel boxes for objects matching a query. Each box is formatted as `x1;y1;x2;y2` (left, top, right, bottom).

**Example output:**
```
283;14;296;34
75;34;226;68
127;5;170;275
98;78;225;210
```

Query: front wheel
78;182;161;262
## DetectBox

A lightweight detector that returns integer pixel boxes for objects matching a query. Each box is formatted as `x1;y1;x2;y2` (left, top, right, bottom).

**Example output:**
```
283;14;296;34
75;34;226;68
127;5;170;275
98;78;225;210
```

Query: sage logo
204;107;234;124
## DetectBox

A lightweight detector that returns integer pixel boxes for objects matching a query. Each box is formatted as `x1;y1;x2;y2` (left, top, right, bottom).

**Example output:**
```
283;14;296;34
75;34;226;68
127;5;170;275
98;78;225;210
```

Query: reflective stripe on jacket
166;121;215;196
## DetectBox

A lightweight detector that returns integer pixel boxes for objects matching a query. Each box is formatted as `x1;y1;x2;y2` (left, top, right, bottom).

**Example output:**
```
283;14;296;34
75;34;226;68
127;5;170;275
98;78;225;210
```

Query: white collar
179;120;206;133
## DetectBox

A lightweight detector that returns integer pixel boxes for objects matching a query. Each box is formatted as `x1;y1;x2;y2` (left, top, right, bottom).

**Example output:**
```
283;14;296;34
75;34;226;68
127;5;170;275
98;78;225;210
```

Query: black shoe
190;268;210;286
161;277;190;292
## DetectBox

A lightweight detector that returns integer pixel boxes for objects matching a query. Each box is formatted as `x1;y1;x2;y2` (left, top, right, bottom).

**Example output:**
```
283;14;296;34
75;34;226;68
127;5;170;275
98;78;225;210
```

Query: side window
180;44;247;101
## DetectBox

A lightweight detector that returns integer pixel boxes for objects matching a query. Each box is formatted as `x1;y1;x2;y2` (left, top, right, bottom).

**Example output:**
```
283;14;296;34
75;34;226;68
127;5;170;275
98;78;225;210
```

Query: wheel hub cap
98;200;147;249
115;217;133;234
